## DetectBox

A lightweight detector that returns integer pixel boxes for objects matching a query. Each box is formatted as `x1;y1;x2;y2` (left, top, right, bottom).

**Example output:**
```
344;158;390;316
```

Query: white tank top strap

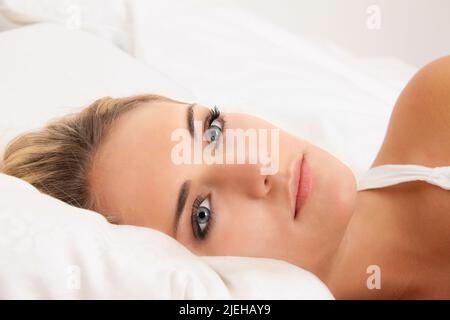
357;164;450;191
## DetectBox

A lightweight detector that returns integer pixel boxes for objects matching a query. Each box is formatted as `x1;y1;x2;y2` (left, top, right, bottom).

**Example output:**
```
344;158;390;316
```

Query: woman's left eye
205;119;223;144
192;197;212;240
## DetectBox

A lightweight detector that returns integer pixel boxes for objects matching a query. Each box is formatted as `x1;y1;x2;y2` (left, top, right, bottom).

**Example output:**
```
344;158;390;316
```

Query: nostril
263;176;272;195
264;176;269;186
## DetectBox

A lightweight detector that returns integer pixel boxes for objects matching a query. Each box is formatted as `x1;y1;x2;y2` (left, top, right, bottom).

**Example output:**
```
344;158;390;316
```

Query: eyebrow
187;103;195;138
174;180;191;235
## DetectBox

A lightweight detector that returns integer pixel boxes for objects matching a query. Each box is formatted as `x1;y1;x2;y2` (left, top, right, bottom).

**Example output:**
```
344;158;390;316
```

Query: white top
357;164;450;191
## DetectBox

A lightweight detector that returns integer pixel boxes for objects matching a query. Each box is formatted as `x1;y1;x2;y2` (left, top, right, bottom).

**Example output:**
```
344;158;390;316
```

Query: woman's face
89;99;357;278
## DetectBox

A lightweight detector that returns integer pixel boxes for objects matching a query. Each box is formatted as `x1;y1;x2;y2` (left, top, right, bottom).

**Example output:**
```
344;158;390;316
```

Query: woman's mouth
290;154;313;219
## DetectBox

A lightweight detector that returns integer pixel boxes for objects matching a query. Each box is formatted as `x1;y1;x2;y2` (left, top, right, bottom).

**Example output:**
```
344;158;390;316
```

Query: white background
210;0;450;68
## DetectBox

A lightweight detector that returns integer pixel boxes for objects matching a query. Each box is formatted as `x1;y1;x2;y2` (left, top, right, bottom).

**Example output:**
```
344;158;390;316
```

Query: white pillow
0;23;333;299
0;0;133;52
0;23;193;152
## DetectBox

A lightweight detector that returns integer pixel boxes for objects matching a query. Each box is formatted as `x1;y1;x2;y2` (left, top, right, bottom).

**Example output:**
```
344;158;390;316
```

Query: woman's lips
290;154;313;219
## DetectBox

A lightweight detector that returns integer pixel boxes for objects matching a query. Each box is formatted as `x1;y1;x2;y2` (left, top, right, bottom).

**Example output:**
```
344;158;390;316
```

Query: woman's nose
209;163;272;199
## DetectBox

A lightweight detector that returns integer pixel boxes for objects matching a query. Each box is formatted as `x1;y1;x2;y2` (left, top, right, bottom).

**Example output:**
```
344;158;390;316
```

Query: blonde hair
1;94;179;214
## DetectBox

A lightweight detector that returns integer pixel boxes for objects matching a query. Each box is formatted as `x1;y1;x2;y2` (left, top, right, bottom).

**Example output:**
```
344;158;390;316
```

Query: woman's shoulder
373;55;450;168
369;55;450;233
366;57;450;295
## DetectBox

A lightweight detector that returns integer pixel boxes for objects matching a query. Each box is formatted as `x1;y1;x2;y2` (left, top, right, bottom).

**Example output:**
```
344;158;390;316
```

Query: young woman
2;56;449;299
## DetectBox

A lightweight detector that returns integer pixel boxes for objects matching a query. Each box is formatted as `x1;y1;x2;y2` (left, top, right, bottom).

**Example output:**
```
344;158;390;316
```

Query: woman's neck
324;187;423;299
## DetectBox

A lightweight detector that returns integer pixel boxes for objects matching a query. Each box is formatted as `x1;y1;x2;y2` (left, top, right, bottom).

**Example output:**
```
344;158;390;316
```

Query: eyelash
191;106;224;240
206;105;225;131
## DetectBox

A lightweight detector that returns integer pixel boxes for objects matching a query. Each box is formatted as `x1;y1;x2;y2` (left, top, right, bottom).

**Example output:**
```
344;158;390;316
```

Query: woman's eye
205;119;222;143
193;197;212;238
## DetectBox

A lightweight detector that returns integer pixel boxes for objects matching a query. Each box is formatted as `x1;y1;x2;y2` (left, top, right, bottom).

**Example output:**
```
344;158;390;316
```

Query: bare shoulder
369;58;450;292
373;55;450;167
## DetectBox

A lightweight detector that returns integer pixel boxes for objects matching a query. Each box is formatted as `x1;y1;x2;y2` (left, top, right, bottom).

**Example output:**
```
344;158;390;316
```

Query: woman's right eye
205;119;223;144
